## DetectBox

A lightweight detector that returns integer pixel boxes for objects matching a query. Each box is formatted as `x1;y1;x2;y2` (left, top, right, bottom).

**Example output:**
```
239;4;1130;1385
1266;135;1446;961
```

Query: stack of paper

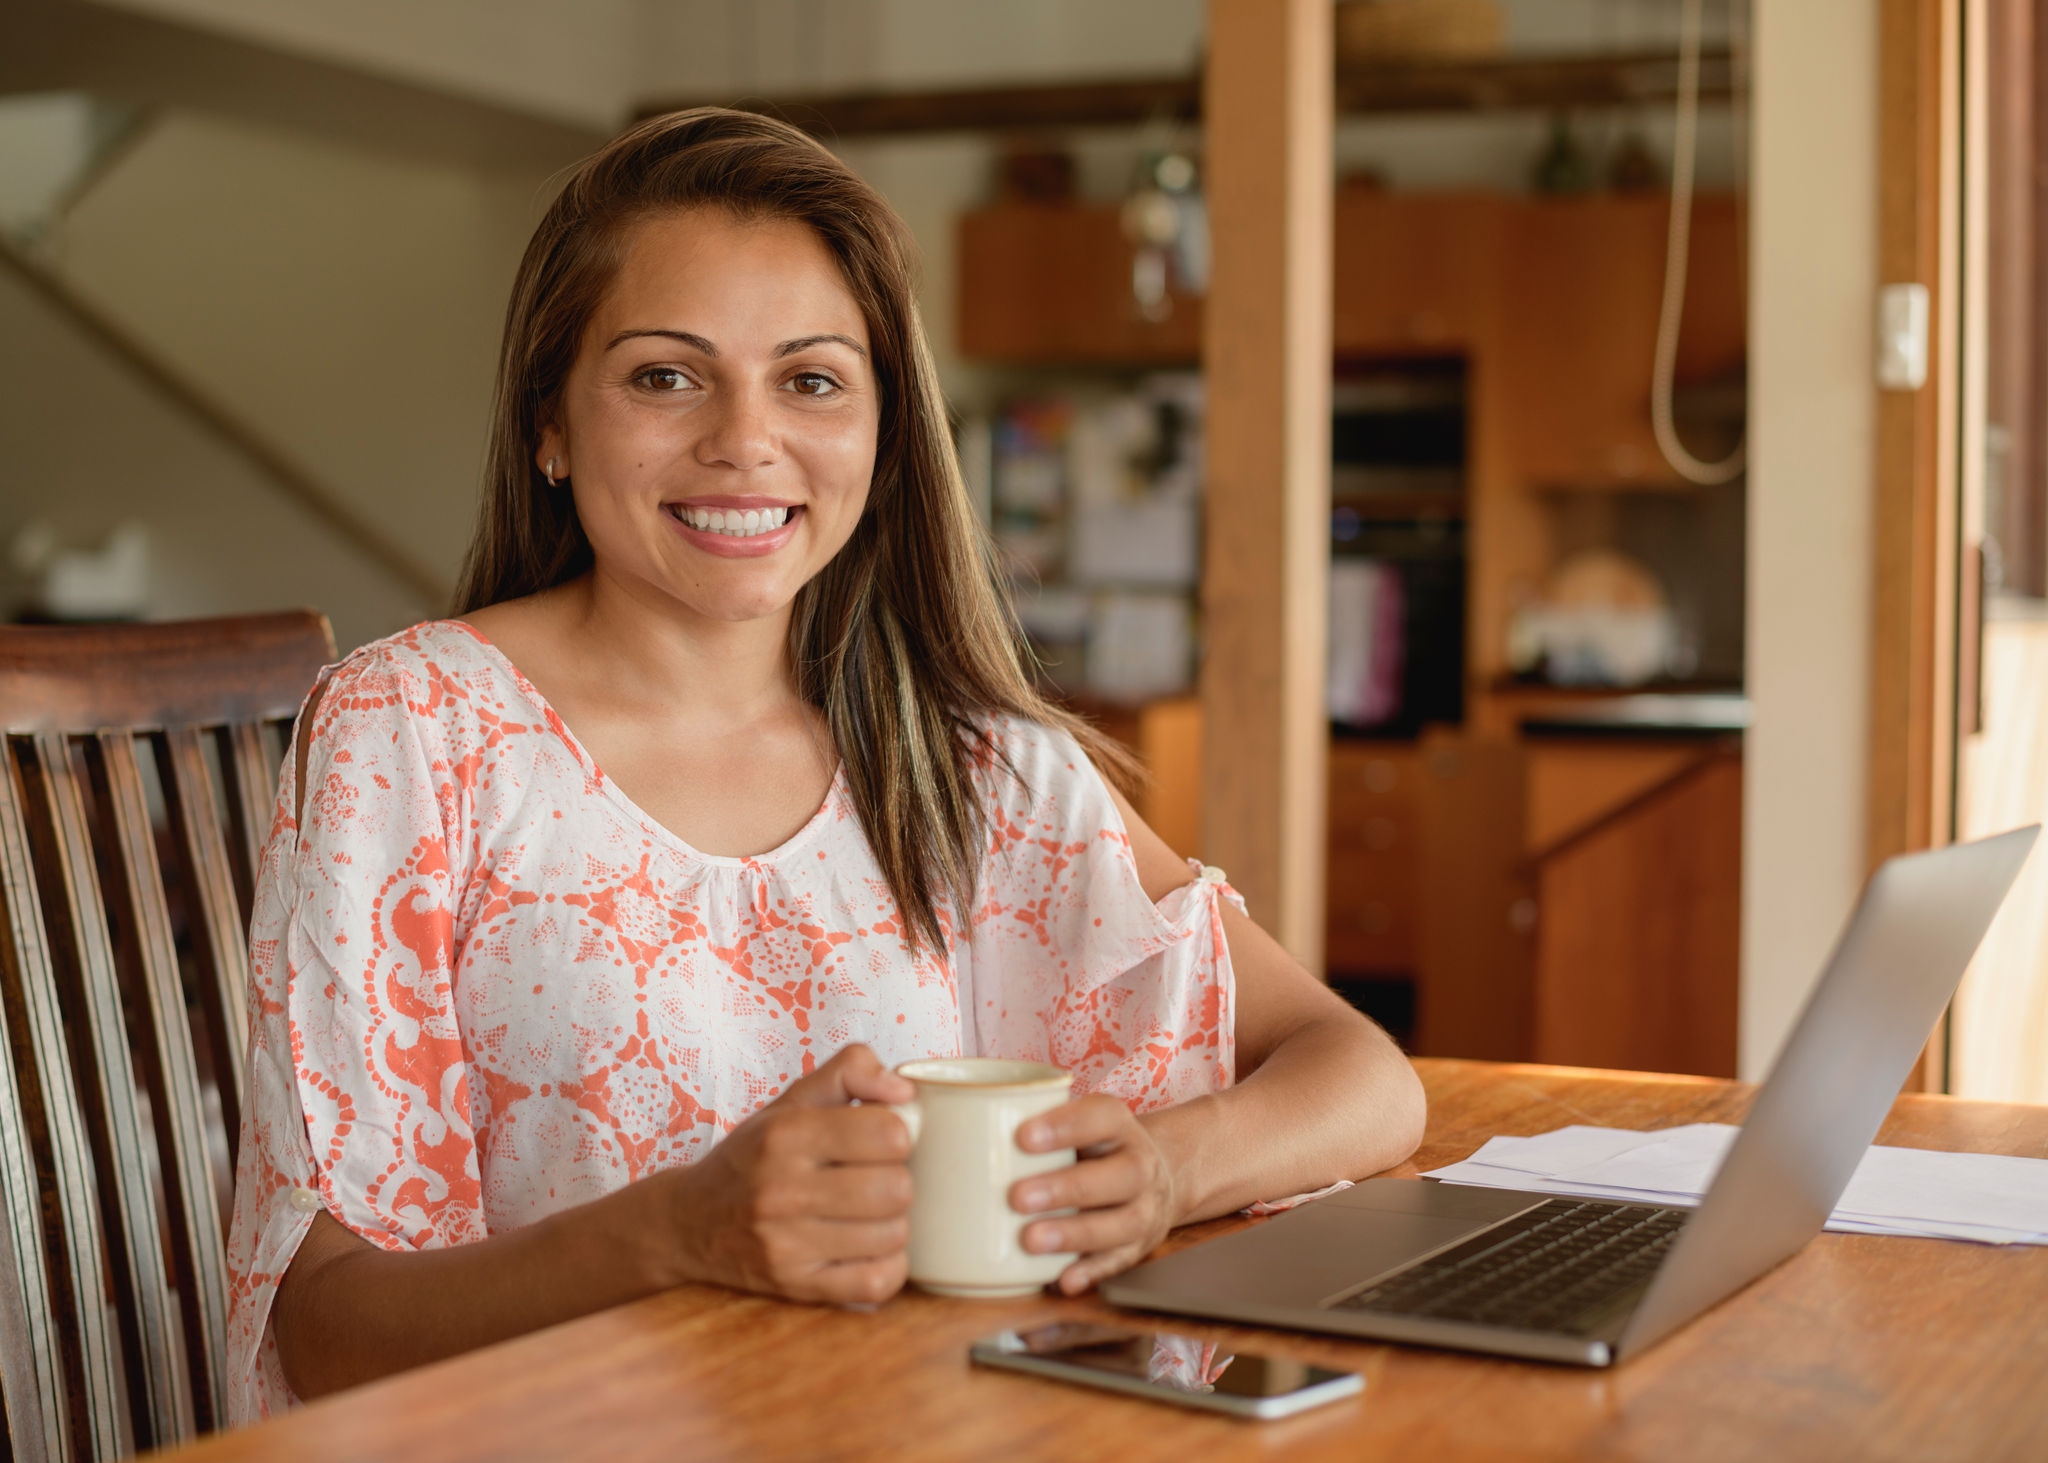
1423;1125;2048;1246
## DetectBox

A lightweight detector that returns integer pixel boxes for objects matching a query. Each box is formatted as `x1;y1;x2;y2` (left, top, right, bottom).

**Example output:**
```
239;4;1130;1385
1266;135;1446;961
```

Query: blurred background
1;0;2041;1102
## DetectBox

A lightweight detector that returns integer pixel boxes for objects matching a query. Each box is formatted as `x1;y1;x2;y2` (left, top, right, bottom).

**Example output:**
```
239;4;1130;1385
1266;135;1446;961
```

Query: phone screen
974;1322;1361;1415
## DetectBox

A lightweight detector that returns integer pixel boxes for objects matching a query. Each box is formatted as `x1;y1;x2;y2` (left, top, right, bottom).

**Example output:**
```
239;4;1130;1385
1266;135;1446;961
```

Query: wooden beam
3;0;602;173
635;49;1733;135
1868;0;1958;868
1199;0;1332;970
1870;0;1961;1090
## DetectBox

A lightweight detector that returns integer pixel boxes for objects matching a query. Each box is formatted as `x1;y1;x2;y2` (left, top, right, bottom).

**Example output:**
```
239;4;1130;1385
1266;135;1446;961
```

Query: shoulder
974;712;1099;794
972;712;1121;837
308;620;514;744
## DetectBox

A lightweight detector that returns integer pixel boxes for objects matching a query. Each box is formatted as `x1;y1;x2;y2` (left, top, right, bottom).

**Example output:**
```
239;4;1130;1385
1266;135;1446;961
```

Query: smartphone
969;1322;1363;1420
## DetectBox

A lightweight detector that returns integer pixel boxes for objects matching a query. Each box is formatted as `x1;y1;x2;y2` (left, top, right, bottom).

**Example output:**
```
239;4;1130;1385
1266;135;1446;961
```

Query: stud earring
543;457;558;487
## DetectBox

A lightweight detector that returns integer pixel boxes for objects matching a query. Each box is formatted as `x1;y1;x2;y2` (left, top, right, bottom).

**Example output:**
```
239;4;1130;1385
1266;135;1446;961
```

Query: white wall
51;109;556;594
0;262;428;650
1740;0;1876;1079
94;0;638;128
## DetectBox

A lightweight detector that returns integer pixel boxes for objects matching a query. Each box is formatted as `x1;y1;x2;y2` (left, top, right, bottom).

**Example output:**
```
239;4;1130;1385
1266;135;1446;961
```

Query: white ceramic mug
890;1058;1078;1297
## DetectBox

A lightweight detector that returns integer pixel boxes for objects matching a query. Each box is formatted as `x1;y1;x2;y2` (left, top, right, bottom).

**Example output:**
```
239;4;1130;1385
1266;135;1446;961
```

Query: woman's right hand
664;1043;917;1304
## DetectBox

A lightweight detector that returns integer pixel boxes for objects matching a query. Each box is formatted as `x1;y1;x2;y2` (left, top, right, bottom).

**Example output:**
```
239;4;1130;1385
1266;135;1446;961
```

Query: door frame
1869;0;1965;1089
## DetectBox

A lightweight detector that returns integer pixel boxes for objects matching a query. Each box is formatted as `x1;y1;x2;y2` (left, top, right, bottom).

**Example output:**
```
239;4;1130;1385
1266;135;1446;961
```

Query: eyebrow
774;333;868;360
604;328;868;360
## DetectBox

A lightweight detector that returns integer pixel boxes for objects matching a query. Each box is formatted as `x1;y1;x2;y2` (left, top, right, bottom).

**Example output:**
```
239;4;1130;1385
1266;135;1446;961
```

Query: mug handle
887;1098;922;1149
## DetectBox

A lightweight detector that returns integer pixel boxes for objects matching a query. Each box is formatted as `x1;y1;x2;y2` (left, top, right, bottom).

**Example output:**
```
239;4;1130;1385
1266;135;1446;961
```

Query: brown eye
790;372;839;397
637;367;689;392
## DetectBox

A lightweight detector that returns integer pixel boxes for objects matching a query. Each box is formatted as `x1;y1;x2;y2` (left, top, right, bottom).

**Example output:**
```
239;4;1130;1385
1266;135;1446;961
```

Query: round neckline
434;618;846;869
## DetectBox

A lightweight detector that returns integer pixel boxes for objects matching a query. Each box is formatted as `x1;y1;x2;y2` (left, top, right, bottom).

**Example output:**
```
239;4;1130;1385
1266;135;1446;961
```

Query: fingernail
1016;1186;1045;1211
1027;1226;1058;1253
1018;1122;1047;1148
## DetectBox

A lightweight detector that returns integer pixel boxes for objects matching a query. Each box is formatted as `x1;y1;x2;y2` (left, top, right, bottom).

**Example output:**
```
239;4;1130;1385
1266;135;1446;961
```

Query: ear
534;423;569;485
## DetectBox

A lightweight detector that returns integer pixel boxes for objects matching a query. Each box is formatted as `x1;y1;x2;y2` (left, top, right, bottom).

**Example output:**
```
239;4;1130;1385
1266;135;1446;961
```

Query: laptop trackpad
1110;1180;1543;1310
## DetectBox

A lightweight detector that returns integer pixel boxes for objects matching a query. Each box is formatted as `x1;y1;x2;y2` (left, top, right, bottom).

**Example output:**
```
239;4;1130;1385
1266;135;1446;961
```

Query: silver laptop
1104;826;2040;1366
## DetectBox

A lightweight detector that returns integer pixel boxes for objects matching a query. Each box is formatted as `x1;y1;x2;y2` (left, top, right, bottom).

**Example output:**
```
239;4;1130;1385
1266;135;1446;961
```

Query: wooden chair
0;612;334;1461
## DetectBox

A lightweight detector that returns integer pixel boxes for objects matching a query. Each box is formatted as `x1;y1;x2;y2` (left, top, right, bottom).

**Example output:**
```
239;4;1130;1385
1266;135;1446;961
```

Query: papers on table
1423;1125;2048;1246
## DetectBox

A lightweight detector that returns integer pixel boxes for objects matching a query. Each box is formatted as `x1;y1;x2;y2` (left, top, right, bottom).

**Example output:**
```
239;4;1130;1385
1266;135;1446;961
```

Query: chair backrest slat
154;729;250;1171
83;733;231;1433
0;610;333;1459
216;723;276;932
0;1169;58;1463
19;733;193;1451
0;745;124;1463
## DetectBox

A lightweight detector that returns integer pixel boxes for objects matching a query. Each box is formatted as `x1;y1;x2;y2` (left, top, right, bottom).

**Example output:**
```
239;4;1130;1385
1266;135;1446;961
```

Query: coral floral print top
224;620;1240;1422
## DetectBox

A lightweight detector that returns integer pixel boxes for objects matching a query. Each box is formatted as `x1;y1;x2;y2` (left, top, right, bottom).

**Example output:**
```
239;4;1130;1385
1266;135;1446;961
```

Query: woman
226;108;1424;1422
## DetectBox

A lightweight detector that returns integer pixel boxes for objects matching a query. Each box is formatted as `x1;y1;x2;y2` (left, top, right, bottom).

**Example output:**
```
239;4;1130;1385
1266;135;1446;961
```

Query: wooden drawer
1326;846;1417;972
1326;744;1421;973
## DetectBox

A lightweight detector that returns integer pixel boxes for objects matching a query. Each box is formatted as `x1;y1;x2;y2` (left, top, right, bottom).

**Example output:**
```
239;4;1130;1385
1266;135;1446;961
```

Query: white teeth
679;505;791;537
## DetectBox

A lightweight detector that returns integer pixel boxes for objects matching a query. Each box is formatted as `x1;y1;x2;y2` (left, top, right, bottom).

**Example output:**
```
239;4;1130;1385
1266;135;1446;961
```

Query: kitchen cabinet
956;203;1201;364
1413;730;1534;1060
1325;741;1422;973
1331;189;1503;354
957;191;1511;364
1527;739;1742;1077
1497;195;1745;489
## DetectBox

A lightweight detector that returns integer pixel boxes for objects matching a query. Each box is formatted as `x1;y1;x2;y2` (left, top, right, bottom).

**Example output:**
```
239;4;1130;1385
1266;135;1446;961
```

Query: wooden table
162;1060;2048;1462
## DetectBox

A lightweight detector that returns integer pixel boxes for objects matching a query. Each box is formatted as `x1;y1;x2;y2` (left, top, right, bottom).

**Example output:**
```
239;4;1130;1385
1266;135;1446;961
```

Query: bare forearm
275;1048;917;1400
1142;1008;1425;1225
276;1176;680;1399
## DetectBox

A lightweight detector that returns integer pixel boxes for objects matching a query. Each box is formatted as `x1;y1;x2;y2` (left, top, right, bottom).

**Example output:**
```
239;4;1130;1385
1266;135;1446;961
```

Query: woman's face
541;208;880;625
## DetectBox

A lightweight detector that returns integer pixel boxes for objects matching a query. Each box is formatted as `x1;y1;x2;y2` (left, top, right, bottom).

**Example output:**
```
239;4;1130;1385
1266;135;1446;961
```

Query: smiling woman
219;109;1424;1426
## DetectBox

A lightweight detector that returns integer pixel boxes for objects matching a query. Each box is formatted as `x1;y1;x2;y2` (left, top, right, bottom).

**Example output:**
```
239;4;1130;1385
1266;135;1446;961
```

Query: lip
670;496;800;512
663;501;802;558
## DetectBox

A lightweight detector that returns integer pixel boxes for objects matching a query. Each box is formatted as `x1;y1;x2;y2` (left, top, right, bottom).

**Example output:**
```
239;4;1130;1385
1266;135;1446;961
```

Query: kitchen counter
1519;691;1749;740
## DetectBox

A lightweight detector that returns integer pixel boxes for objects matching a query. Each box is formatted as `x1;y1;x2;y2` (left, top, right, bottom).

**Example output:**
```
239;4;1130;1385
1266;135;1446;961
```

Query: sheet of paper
1421;1124;2048;1247
1840;1145;2048;1236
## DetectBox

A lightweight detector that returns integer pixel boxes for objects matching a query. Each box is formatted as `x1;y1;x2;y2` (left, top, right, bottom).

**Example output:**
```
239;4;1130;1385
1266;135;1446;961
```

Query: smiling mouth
665;503;801;539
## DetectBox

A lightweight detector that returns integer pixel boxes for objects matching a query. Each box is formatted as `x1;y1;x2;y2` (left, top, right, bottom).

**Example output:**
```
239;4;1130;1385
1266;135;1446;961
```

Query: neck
567;563;802;730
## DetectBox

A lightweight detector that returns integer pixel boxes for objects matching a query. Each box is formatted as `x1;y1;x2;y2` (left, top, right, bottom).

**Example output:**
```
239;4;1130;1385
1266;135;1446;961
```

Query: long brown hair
454;107;1134;949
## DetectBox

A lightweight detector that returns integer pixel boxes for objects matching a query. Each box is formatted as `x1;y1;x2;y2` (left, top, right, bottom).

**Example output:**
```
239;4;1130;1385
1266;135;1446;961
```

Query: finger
756;1160;914;1223
1016;1094;1135;1154
761;1105;913;1166
1021;1203;1153;1260
1009;1149;1142;1215
842;1057;917;1107
776;1044;911;1109
1053;1244;1149;1296
802;1253;910;1307
763;1216;911;1269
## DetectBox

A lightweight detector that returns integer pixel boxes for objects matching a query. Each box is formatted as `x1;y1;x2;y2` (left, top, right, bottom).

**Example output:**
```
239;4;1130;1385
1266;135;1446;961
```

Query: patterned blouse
224;620;1240;1422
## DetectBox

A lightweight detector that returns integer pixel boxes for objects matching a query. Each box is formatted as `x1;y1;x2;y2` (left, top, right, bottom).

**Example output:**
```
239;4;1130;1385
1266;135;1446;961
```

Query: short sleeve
961;720;1239;1111
223;644;483;1423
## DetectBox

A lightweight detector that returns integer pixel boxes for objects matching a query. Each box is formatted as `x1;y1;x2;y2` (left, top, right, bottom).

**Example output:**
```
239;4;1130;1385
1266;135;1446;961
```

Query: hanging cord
1651;0;1746;485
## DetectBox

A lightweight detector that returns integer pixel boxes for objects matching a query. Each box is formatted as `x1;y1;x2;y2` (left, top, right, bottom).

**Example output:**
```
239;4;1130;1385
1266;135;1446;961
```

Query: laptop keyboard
1329;1198;1687;1336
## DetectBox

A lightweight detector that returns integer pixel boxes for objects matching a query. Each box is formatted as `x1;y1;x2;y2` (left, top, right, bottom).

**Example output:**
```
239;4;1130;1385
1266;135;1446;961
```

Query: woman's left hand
1010;1095;1178;1295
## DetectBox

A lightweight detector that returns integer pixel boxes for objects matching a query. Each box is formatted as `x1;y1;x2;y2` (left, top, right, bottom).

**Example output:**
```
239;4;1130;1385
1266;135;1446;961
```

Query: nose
695;381;779;473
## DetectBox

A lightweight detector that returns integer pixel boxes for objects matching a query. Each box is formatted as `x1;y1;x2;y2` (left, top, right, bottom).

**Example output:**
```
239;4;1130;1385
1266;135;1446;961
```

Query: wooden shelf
636;49;1734;136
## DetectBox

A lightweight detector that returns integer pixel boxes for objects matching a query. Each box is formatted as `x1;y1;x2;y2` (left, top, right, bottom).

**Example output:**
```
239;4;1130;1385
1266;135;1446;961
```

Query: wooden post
1200;0;1333;970
1869;0;1961;1089
1868;0;1959;876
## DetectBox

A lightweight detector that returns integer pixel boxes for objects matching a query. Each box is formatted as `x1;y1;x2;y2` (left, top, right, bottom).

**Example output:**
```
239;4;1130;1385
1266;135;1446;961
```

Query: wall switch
1877;282;1930;390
